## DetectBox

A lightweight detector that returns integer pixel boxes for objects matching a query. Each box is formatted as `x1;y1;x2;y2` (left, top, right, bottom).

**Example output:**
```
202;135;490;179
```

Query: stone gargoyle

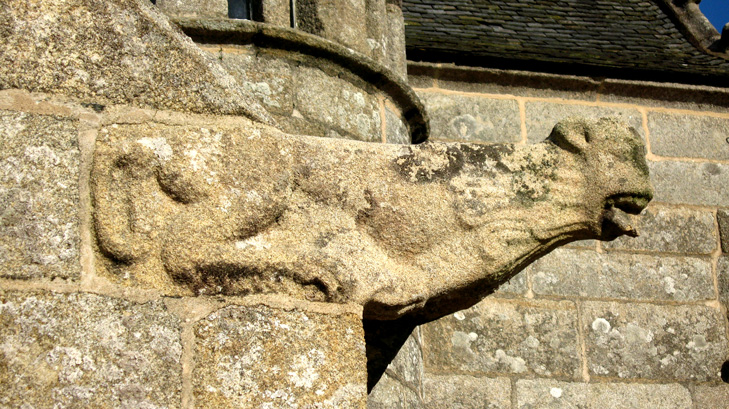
93;116;652;321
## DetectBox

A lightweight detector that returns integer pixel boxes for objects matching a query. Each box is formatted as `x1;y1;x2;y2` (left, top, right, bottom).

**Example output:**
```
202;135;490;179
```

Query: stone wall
369;63;729;408
0;0;381;405
4;0;729;407
0;90;369;408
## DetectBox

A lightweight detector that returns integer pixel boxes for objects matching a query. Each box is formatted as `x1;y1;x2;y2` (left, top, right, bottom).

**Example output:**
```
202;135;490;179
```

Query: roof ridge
654;0;727;58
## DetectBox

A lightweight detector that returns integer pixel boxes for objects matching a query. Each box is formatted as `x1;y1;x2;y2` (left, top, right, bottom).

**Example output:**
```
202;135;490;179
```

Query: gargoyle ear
547;117;590;153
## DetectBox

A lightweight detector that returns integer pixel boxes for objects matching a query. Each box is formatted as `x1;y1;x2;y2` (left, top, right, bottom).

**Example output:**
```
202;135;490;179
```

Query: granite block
531;248;713;302
0;291;182;409
718;209;729;254
0;111;79;279
515;379;692;408
649;160;729;206
419;92;521;143
295;66;382;142
648;112;729;161
367;373;422;409
582;301;727;381
193;304;367;408
422;298;580;379
525;101;642;143
602;205;716;254
424;374;511;409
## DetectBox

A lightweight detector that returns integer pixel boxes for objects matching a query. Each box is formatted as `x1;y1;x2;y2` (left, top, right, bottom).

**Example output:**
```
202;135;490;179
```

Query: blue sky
700;0;729;32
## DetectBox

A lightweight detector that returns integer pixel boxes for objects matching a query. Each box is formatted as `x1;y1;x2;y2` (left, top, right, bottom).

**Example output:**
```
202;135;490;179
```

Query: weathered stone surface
419;92;521;142
494;270;528;297
423;374;511;409
525;101;642;143
156;0;227;19
718;209;729;253
441;78;599;102
582;301;728;381
294;65;382;142
0;0;271;123
296;0;371;59
92;117;652;320
367;373;422;409
531;248;713;302
648;112;729;160
515;379;692;408
410;63;601;101
0;291;182;408
649;160;729;206
586;383;692;409
408;75;435;89
689;384;729;409
386;106;409;144
718;256;729;309
193;304;366;408
385;3;408;78
172;17;430;143
516;379;588;409
269;111;341;140
260;0;292;27
598;79;729;115
364;0;387;67
296;0;390;61
214;47;295;116
0;111;79;279
602;205;716;254
199;44;395;140
385;331;423;393
566;239;599;249
422;299;581;378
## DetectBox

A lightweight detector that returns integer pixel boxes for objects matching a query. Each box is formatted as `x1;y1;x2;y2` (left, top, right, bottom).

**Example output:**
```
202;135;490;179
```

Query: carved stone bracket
92;116;652;322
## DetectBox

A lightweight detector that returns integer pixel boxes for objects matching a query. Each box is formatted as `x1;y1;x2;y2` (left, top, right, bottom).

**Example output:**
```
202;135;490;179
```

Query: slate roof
402;0;729;86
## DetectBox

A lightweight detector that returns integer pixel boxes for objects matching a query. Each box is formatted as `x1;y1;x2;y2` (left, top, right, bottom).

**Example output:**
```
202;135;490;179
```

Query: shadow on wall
364;318;420;391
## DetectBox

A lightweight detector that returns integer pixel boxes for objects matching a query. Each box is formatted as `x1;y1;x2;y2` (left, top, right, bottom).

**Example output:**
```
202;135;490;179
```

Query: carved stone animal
93;117;652;320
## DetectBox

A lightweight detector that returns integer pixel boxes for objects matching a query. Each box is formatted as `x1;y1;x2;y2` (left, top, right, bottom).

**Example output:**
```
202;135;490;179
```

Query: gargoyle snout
601;189;653;239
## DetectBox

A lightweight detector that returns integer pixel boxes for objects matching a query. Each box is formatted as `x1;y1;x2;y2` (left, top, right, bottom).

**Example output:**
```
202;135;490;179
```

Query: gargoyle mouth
601;194;651;239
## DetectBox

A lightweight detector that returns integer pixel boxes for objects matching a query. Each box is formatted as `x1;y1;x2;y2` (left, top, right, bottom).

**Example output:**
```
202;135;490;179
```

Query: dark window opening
228;0;253;20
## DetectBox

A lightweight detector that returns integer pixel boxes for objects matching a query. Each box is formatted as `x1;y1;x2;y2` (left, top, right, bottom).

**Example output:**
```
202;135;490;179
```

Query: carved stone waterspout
93;116;652;321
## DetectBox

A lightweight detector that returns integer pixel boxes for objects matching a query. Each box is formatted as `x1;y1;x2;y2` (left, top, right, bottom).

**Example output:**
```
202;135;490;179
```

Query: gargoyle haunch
93;117;652;320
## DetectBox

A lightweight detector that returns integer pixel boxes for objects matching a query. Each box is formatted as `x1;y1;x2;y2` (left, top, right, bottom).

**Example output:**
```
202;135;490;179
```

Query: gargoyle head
547;117;653;240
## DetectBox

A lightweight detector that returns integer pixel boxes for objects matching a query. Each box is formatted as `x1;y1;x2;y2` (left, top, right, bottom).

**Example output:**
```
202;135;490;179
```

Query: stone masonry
0;89;369;409
0;0;373;406
2;0;729;407
370;64;729;408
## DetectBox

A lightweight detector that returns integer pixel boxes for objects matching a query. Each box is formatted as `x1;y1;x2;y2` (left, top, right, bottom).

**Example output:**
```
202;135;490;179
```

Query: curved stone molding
173;18;430;144
158;0;407;75
92;116;652;321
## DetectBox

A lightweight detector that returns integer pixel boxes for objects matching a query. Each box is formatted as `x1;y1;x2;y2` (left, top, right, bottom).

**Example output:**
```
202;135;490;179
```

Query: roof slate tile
403;0;729;83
